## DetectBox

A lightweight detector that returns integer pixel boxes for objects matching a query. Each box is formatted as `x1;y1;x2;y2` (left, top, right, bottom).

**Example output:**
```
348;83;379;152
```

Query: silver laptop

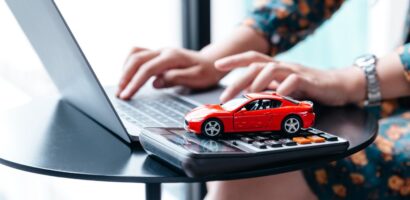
6;0;222;143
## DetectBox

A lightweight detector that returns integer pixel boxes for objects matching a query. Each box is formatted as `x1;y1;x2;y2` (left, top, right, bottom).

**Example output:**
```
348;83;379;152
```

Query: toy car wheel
282;115;301;134
202;119;223;137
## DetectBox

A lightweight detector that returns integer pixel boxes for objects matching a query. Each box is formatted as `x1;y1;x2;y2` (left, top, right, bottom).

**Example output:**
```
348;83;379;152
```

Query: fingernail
153;78;165;88
119;91;129;99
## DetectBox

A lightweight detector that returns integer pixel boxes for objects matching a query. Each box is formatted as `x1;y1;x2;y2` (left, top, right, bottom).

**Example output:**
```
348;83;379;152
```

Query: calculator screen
161;129;243;154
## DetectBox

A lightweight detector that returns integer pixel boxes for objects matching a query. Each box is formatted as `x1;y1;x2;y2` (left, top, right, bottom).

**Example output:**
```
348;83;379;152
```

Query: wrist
197;48;229;80
336;66;367;104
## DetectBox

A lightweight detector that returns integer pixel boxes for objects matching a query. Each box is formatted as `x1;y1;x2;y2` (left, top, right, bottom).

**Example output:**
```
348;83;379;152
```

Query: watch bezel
355;54;377;68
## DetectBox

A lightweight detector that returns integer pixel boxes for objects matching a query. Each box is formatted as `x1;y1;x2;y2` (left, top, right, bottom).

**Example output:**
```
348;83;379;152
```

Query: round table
0;97;378;200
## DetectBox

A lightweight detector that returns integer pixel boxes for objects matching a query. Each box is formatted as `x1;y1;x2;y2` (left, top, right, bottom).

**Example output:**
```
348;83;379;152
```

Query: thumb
153;67;198;88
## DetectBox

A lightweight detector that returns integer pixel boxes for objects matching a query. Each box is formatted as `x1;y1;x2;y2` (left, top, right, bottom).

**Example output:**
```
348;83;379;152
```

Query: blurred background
0;0;407;199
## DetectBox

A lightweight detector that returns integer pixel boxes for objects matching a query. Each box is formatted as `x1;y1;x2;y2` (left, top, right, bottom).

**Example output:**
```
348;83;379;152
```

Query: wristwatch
354;54;381;106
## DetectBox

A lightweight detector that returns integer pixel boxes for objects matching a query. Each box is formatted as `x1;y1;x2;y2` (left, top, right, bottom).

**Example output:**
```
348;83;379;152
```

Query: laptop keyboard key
113;94;197;131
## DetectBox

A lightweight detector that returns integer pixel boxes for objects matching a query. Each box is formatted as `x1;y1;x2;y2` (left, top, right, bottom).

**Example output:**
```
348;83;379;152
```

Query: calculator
140;127;349;177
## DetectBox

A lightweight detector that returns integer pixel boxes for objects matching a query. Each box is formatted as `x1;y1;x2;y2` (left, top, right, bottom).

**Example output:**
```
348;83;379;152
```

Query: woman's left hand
214;51;365;106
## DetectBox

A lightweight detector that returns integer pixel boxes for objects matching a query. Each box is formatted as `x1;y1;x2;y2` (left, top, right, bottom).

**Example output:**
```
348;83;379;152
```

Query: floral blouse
243;0;410;78
243;0;410;199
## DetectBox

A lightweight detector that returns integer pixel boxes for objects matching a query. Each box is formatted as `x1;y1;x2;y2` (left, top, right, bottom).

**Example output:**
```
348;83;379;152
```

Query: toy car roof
244;92;301;104
244;92;282;100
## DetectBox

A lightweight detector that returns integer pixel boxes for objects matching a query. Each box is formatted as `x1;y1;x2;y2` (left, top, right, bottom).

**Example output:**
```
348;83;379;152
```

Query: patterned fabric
242;0;410;199
243;0;344;55
303;107;410;199
397;44;410;82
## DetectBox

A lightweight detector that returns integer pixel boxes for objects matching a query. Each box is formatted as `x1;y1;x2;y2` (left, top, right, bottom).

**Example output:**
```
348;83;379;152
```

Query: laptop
6;0;222;143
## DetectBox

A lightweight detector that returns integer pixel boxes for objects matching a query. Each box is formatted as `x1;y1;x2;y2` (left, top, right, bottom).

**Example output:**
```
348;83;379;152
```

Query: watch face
355;54;376;67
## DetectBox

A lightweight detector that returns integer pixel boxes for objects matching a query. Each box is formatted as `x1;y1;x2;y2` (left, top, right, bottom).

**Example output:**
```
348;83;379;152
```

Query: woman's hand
117;47;226;100
215;51;366;106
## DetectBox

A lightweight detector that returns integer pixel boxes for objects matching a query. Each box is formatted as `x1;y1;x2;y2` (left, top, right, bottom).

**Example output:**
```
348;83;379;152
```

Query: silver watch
354;54;381;106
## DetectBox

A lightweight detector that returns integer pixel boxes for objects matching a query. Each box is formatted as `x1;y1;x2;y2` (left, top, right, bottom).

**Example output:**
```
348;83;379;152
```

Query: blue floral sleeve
243;0;345;55
397;44;410;82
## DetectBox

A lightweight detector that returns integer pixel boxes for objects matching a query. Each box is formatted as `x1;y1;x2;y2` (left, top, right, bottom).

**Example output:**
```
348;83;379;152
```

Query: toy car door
264;99;283;130
233;99;270;131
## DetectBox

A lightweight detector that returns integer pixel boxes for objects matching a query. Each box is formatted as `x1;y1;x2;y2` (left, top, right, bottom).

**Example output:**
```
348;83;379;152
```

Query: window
244;100;260;111
260;99;272;110
258;99;282;110
271;99;282;108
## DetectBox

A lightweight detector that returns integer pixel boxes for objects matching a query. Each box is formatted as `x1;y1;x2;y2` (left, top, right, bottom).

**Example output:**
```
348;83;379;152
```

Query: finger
152;74;165;88
152;67;196;88
220;63;265;103
117;50;160;96
119;50;190;99
249;63;293;92
268;81;279;90
214;51;273;71
276;74;311;97
275;61;302;72
130;47;148;54
123;47;149;65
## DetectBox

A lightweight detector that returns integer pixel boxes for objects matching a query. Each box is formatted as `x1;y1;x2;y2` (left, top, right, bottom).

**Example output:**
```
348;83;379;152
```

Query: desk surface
0;97;377;183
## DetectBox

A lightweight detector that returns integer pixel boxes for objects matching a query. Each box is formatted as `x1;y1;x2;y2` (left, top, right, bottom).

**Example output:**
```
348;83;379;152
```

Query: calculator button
319;133;338;141
265;140;282;148
298;131;313;137
292;137;311;144
307;136;325;143
269;135;281;140
241;137;254;143
307;128;323;135
279;139;297;146
252;141;267;149
255;136;269;141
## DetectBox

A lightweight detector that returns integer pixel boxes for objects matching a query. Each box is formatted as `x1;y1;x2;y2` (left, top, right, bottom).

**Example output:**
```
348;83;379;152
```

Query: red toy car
184;92;315;137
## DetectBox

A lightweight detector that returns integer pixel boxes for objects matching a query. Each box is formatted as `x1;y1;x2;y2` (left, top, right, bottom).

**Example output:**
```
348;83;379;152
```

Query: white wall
211;0;248;43
368;0;409;57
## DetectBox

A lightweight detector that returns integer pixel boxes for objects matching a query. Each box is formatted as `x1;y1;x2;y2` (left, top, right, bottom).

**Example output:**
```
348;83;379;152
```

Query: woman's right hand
215;51;366;106
117;47;226;100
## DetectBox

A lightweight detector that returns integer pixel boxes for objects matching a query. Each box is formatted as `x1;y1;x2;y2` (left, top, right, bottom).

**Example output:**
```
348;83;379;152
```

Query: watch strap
354;54;381;106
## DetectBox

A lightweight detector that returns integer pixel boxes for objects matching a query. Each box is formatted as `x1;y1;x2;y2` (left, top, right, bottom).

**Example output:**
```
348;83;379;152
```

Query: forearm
377;52;410;99
199;26;269;79
199;26;269;61
342;52;410;104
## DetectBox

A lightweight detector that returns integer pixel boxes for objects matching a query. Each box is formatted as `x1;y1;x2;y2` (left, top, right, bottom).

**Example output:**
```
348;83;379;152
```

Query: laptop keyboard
113;94;197;136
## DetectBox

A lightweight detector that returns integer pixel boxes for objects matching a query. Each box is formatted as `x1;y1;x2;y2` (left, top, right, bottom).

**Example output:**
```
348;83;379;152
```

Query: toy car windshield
221;97;249;111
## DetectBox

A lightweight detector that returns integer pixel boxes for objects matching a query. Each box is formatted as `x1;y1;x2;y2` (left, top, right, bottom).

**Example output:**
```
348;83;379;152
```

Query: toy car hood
185;104;228;120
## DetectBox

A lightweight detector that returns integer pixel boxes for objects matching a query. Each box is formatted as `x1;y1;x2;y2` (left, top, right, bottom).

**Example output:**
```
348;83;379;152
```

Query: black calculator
140;127;349;177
